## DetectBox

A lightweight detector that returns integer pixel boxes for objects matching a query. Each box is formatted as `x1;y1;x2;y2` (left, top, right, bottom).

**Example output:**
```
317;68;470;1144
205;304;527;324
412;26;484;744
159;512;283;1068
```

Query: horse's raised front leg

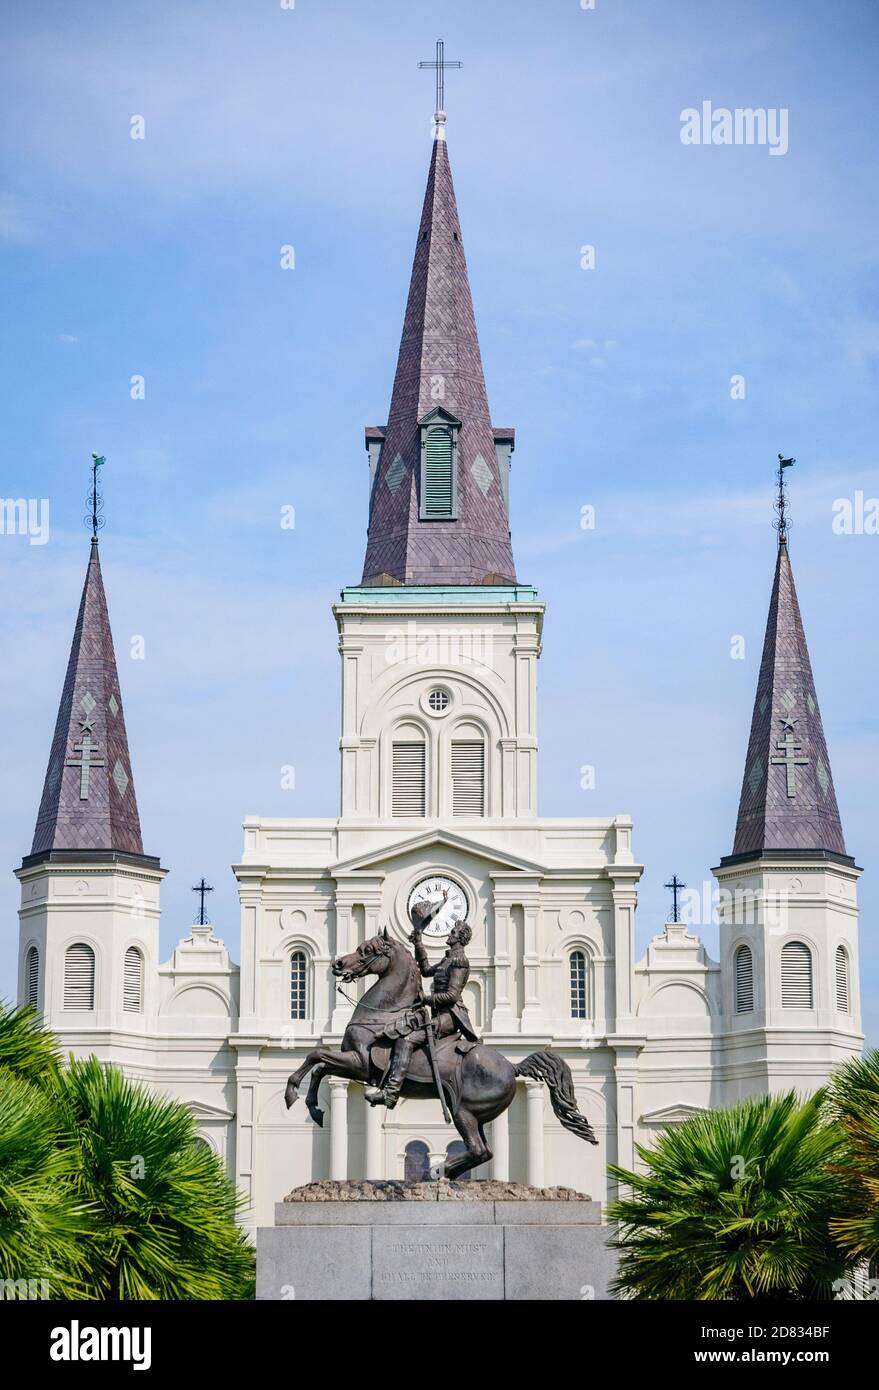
284;1047;368;1111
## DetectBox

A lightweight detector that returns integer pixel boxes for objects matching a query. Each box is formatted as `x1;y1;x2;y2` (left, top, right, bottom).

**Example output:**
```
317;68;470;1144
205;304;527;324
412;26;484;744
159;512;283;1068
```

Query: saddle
370;1033;478;1115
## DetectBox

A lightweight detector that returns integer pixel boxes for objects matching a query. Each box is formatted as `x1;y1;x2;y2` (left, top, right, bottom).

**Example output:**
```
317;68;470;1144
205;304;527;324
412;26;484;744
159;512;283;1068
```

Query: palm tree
826;1049;879;1272
0;1001;254;1300
50;1057;254;1300
0;1068;93;1298
607;1091;850;1300
0;999;61;1080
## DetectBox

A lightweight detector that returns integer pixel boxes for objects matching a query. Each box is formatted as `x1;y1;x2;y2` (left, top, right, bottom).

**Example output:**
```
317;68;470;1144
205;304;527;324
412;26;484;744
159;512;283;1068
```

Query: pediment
185;1099;235;1122
640;1102;707;1126
332;828;544;877
417;405;462;429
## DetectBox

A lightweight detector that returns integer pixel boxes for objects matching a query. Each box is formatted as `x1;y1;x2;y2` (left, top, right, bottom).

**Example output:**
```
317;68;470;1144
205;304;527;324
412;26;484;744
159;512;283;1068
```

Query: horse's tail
515;1051;598;1146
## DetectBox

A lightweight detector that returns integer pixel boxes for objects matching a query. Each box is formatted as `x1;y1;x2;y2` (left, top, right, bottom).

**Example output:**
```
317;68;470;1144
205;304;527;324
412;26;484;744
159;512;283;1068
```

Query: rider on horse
366;897;478;1109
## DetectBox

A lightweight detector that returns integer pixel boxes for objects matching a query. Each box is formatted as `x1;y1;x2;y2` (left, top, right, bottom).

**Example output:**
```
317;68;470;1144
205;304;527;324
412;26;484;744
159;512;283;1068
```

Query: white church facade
15;112;863;1232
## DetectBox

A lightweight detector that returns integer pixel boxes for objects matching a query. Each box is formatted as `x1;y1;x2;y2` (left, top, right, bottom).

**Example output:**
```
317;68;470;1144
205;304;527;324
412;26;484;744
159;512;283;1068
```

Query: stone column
364;1097;384;1180
525;1079;545;1188
491;1106;510;1181
489;899;515;1032
328;1077;348;1181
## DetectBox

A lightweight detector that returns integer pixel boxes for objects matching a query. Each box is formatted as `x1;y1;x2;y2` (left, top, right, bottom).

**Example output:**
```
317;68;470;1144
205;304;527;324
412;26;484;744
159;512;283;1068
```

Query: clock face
407;876;469;939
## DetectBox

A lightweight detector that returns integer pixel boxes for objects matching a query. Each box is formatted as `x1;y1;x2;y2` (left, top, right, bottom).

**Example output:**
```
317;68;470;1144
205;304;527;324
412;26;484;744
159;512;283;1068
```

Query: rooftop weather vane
664;874;686;923
192;877;214;926
418;38;462;113
774;453;795;543
86;453;106;539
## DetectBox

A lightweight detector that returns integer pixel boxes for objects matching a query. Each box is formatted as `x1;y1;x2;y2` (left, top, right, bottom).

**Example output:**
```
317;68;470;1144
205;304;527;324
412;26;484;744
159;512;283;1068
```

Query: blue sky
1;0;877;1039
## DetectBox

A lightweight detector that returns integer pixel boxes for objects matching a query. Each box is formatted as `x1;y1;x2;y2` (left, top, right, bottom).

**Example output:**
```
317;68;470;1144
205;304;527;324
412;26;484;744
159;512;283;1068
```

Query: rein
335;941;421;1012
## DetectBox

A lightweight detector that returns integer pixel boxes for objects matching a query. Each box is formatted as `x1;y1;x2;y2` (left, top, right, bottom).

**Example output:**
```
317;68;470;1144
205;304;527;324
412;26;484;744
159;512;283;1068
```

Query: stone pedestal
256;1181;617;1301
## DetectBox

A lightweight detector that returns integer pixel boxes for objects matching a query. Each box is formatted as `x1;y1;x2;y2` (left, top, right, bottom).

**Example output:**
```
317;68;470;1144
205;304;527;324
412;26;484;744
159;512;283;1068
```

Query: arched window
392;738;426;816
404;1139;430;1183
123;947;144;1013
734;945;754;1013
25;946;39;1010
64;943;95;1011
781;941;813;1009
835;946;850;1013
445;1140;471;1180
570;950;588;1020
290;950;307;1020
422;426;454;518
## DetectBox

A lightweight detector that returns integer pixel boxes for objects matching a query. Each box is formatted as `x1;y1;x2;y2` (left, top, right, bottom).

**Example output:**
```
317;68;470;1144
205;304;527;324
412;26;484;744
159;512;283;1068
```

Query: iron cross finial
418;39;463;115
86;453;106;539
774;453;795;544
192;877;214;926
664;874;686;923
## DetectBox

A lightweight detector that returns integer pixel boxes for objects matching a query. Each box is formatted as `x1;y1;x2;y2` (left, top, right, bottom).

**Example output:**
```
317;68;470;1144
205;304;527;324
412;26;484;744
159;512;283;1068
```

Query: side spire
729;460;849;862
28;459;148;864
361;68;517;587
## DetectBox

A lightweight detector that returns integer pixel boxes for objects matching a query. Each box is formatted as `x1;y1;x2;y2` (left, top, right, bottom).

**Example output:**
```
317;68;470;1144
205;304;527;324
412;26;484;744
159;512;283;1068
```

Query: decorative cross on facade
192;878;214;925
771;724;809;797
664;874;686;923
418;39;462;112
66;733;105;800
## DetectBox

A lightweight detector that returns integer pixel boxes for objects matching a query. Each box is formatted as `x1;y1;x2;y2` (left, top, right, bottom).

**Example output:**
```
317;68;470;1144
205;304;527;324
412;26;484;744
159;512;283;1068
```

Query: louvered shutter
835;947;849;1013
424;428;453;517
26;946;39;1009
392;742;426;816
64;943;95;1010
123;947;143;1012
781;942;813;1008
734;945;754;1013
451;740;484;815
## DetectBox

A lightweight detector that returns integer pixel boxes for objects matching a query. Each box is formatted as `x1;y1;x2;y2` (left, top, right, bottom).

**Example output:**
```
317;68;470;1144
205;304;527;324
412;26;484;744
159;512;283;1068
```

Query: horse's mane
365;932;422;993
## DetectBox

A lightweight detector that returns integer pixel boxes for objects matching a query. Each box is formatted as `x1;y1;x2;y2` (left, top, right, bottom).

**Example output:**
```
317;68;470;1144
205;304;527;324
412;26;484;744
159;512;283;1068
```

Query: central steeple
361;112;517;586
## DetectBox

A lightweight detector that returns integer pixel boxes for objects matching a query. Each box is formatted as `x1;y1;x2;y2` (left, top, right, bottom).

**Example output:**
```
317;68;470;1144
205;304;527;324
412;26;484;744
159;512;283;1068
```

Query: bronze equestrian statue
284;894;598;1182
365;901;478;1110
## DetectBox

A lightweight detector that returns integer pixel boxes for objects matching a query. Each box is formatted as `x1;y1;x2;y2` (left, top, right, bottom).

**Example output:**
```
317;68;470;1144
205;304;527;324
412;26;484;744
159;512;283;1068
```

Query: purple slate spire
361;118;517;586
29;539;147;862
730;535;848;861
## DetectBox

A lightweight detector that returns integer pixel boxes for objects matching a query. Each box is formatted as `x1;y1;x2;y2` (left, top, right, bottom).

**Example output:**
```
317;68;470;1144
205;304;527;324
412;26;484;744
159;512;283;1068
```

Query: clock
407;875;469;939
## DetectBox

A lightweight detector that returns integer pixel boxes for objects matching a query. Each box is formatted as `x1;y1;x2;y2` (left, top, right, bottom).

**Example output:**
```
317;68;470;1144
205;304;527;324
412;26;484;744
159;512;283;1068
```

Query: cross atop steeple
418;39;462;123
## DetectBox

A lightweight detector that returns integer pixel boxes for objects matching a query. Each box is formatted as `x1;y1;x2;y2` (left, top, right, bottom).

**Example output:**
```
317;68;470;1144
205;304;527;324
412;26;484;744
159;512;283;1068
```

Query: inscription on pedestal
372;1225;503;1301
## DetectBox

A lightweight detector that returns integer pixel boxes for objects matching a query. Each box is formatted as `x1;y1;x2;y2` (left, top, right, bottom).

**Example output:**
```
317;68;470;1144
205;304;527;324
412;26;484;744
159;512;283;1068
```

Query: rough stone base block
257;1185;617;1301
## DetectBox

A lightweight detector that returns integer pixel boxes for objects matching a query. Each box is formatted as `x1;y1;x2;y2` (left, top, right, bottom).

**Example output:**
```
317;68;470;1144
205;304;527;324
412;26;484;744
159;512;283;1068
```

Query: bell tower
336;102;542;826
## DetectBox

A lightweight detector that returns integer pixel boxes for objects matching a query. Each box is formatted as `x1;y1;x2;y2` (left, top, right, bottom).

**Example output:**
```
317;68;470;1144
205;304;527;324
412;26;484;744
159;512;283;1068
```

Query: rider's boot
368;1038;412;1109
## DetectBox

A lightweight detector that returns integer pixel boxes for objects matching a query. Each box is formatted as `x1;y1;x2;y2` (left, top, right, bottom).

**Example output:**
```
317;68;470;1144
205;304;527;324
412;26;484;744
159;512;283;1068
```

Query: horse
284;928;598;1181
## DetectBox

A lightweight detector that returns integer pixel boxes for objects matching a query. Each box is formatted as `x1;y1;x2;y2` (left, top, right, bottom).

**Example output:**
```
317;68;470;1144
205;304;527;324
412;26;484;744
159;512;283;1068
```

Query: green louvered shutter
424;428;453;517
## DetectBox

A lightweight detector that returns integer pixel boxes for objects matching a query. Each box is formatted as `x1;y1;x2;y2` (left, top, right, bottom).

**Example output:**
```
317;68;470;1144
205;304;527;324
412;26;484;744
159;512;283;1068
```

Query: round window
427;688;450;713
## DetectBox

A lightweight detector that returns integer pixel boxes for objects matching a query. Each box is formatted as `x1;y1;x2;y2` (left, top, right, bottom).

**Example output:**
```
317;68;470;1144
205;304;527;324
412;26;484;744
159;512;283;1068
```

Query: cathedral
15;110;863;1231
